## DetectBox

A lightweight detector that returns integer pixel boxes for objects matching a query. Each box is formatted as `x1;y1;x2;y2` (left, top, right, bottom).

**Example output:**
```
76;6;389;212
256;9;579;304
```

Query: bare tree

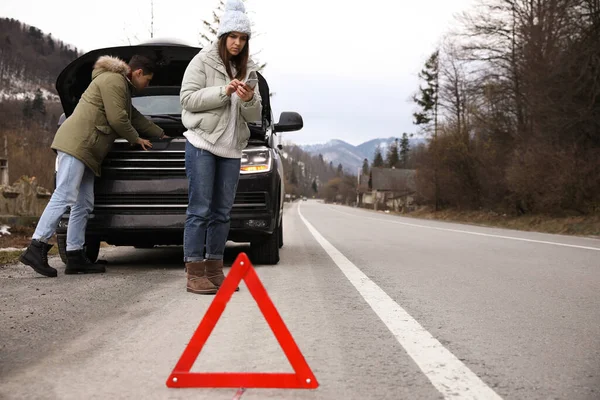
412;0;600;214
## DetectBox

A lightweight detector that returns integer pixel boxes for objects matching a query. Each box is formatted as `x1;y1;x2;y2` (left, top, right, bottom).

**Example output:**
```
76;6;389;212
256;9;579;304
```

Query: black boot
19;240;57;278
65;250;106;274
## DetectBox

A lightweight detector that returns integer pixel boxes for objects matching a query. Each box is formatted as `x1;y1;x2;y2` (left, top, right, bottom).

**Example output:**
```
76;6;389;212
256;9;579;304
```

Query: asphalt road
1;200;599;400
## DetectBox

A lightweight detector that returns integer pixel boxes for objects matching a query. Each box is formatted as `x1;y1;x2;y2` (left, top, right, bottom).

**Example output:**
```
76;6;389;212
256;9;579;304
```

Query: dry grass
0;225;57;265
0;247;58;265
0;225;54;248
406;207;600;237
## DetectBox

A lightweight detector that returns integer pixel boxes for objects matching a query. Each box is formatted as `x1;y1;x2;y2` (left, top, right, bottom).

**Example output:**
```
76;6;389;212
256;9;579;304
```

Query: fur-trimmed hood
92;55;130;80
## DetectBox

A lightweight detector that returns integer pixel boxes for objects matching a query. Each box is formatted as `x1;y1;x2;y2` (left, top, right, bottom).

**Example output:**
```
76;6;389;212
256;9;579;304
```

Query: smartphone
244;71;259;89
245;78;258;90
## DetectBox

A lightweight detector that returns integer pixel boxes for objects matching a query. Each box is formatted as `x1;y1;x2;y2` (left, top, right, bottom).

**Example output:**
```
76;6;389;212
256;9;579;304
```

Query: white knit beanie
217;0;252;38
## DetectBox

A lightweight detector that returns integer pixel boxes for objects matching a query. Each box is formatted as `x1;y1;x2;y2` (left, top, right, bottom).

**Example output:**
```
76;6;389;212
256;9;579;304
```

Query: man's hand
236;83;254;102
136;138;153;151
225;79;242;96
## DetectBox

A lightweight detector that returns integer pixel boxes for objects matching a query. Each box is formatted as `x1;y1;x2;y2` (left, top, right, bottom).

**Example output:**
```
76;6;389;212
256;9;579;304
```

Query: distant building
356;173;371;206
358;168;417;212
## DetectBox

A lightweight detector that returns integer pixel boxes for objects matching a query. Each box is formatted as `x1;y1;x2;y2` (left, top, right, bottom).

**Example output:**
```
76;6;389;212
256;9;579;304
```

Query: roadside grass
403;207;600;237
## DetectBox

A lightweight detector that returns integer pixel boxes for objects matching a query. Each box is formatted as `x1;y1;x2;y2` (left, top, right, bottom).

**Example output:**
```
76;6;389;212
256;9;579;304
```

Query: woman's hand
225;79;242;96
236;83;254;102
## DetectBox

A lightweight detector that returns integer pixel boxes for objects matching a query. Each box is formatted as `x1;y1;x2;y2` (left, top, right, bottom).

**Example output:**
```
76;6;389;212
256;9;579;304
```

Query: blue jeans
184;141;241;262
33;151;95;251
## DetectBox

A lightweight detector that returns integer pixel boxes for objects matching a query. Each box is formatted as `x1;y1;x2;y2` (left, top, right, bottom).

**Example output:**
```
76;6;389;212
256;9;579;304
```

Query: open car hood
56;43;201;116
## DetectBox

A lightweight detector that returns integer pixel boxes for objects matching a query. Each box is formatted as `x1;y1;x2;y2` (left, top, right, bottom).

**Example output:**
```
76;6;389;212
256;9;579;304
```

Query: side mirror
274;112;303;133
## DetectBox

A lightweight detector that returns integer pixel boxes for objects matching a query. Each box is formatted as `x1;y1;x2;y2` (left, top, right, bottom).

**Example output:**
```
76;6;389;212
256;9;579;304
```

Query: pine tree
32;89;46;116
386;138;400;168
28;26;42;40
312;179;318;193
372;145;384;168
413;50;440;132
362;158;369;175
400;133;411;167
336;163;343;177
47;34;54;50
413;50;440;210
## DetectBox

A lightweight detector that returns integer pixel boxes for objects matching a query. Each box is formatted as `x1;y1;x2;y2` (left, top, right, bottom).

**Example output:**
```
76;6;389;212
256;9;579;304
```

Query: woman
180;0;262;295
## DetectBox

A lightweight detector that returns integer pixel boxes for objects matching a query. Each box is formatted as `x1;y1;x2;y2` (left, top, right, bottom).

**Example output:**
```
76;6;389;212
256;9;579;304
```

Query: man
19;54;168;277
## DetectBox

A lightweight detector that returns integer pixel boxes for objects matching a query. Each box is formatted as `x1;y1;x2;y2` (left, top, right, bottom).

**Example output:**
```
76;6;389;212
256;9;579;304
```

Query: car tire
278;219;283;249
57;234;68;264
57;234;101;265
251;232;280;265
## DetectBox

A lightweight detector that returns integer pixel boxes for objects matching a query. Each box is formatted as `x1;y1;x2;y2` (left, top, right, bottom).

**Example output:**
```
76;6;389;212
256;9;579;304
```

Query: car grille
101;150;186;179
232;192;269;212
93;192;269;213
95;193;188;205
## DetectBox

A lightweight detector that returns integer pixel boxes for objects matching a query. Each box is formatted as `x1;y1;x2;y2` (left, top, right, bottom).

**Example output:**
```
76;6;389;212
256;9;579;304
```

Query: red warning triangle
166;252;319;389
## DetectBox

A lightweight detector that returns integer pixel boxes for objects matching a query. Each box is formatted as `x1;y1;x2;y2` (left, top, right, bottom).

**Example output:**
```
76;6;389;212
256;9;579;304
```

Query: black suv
53;40;303;265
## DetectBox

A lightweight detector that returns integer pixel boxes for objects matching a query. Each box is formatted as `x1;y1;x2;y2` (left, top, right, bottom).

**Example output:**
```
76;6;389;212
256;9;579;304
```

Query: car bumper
57;172;280;245
60;211;275;232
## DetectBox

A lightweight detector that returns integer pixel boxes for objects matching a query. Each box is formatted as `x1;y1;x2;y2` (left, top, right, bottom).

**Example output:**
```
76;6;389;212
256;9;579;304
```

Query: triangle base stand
166;252;319;390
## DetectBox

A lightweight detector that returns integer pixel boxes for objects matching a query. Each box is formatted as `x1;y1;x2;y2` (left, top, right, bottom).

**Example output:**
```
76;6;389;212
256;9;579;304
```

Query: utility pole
150;0;154;38
356;167;361;207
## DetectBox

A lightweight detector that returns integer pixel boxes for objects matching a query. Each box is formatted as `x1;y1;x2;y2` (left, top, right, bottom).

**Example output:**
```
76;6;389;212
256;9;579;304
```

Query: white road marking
298;203;503;400
328;206;600;252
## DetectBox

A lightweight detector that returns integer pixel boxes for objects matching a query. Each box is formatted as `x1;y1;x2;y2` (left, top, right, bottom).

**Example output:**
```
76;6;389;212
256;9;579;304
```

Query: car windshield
132;95;182;116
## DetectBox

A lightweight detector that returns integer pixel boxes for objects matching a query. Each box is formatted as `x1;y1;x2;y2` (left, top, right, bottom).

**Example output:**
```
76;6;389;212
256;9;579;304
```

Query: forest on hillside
0;18;81;91
0;18;82;189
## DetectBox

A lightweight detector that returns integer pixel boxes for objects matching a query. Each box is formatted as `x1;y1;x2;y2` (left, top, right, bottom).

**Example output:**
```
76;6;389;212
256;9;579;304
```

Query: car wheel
57;234;101;265
84;237;101;263
278;219;283;249
57;234;68;264
250;232;280;265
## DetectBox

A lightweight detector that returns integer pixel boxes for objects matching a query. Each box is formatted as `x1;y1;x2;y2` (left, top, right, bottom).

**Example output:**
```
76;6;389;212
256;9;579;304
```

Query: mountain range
299;137;427;174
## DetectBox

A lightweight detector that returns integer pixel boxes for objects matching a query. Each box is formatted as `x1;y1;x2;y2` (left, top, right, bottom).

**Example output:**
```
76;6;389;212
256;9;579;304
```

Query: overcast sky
1;0;476;146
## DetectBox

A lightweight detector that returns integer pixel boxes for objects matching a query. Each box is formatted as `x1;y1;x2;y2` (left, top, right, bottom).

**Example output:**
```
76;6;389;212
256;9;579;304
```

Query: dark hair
218;33;249;80
128;55;156;75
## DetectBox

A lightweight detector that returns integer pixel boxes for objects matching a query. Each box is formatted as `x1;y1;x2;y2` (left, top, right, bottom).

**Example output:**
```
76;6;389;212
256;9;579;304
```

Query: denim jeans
33;151;95;251
184;141;241;262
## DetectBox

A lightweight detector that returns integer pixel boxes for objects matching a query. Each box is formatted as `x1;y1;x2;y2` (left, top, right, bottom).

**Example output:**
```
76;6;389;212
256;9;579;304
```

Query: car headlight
241;149;272;174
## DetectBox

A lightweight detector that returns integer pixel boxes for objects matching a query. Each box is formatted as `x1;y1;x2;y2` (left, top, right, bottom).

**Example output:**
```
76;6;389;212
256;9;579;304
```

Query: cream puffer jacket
180;41;262;149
